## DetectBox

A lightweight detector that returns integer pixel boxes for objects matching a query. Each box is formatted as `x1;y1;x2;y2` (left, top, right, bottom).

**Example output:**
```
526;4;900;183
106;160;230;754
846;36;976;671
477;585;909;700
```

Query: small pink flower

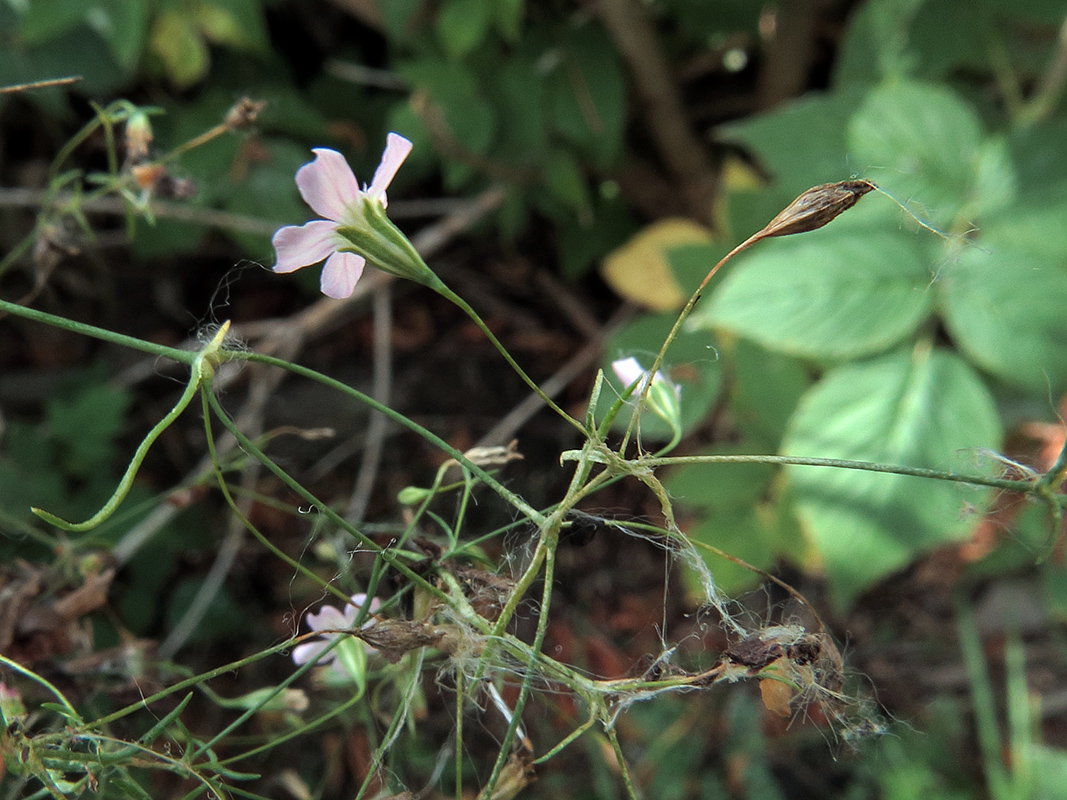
292;593;381;676
272;134;413;299
611;357;679;398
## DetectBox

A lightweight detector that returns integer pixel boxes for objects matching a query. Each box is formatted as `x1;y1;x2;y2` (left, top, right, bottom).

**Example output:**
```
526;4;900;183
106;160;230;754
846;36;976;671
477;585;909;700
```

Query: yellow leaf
600;218;712;311
759;673;794;718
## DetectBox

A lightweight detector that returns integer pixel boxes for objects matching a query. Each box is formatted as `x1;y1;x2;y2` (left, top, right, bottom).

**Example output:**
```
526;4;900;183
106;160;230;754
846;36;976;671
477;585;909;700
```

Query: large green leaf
939;246;1067;392
782;347;1001;606
833;0;925;86
546;25;626;167
848;80;986;227
719;89;864;193
436;0;491;59
696;224;933;360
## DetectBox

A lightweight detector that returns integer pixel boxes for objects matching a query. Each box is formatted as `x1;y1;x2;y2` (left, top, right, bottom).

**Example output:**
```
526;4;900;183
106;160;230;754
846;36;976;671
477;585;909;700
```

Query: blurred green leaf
697;225;933;360
543;147;591;215
556;191;637;280
546;24;625;167
666;452;774;511
437;0;491;59
491;0;524;41
728;337;810;448
687;507;778;596
940;246;1067;392
380;0;425;41
490;53;548;157
47;380;131;478
981;0;1067;24
150;9;210;87
904;0;994;80
197;0;269;53
17;0;94;43
833;0;925;86
224;138;314;256
848;79;987;227
92;0;149;72
782;347;1001;607
166;578;246;644
720;88;864;193
398;56;496;187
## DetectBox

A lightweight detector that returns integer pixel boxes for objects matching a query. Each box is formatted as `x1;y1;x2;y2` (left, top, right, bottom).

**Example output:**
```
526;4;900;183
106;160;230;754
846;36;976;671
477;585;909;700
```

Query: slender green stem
635;453;1041;494
606;725;640;800
0;298;195;363
31;323;230;531
957;595;1013;799
32;371;200;531
218;688;367;765
240;351;545;525
482;527;559;796
434;284;586;435
0;654;82;723
455;670;465;800
199;386;351;606
534;716;597;764
203;387;452;607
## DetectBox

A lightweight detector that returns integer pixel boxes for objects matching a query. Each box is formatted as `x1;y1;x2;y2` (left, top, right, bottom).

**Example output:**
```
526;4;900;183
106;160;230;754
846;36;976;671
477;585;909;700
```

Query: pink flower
272;134;413;299
292;593;381;676
611;357;679;399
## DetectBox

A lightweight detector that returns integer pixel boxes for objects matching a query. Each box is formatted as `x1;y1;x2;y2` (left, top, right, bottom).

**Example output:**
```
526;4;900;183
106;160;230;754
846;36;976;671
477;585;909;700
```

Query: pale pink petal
320;251;365;299
342;593;369;626
272;220;340;273
366;133;413;204
612;357;646;388
304;604;348;632
292;640;334;666
296;149;362;221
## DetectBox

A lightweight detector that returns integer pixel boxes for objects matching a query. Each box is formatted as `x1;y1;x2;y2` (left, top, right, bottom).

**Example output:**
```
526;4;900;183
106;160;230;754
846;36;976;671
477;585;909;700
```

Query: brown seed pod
758;179;876;239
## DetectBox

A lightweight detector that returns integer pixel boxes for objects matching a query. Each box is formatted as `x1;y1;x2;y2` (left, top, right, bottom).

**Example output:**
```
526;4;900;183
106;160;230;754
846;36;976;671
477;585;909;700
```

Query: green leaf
491;54;548;156
696;224;933;360
940;246;1067;392
47;381;131;478
543;147;591;214
729;337;810;448
398;57;496;186
91;0;148;72
149;9;209;87
546;25;626;166
720;89;865;193
686;507;782;611
848;79;985;227
833;0;925;86
380;0;425;41
196;0;269;53
3;23;126;95
437;0;491;59
782;347;1002;607
1008;115;1067;206
16;0;94;43
666;451;775;511
491;0;524;41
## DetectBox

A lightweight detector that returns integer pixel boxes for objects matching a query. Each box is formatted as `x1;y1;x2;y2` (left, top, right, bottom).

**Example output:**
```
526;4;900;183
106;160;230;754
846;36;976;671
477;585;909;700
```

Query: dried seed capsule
759;179;876;239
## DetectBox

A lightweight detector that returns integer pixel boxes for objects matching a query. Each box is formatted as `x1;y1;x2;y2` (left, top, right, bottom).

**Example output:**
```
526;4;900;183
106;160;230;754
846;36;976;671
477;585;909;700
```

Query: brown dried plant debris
0;560;114;666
